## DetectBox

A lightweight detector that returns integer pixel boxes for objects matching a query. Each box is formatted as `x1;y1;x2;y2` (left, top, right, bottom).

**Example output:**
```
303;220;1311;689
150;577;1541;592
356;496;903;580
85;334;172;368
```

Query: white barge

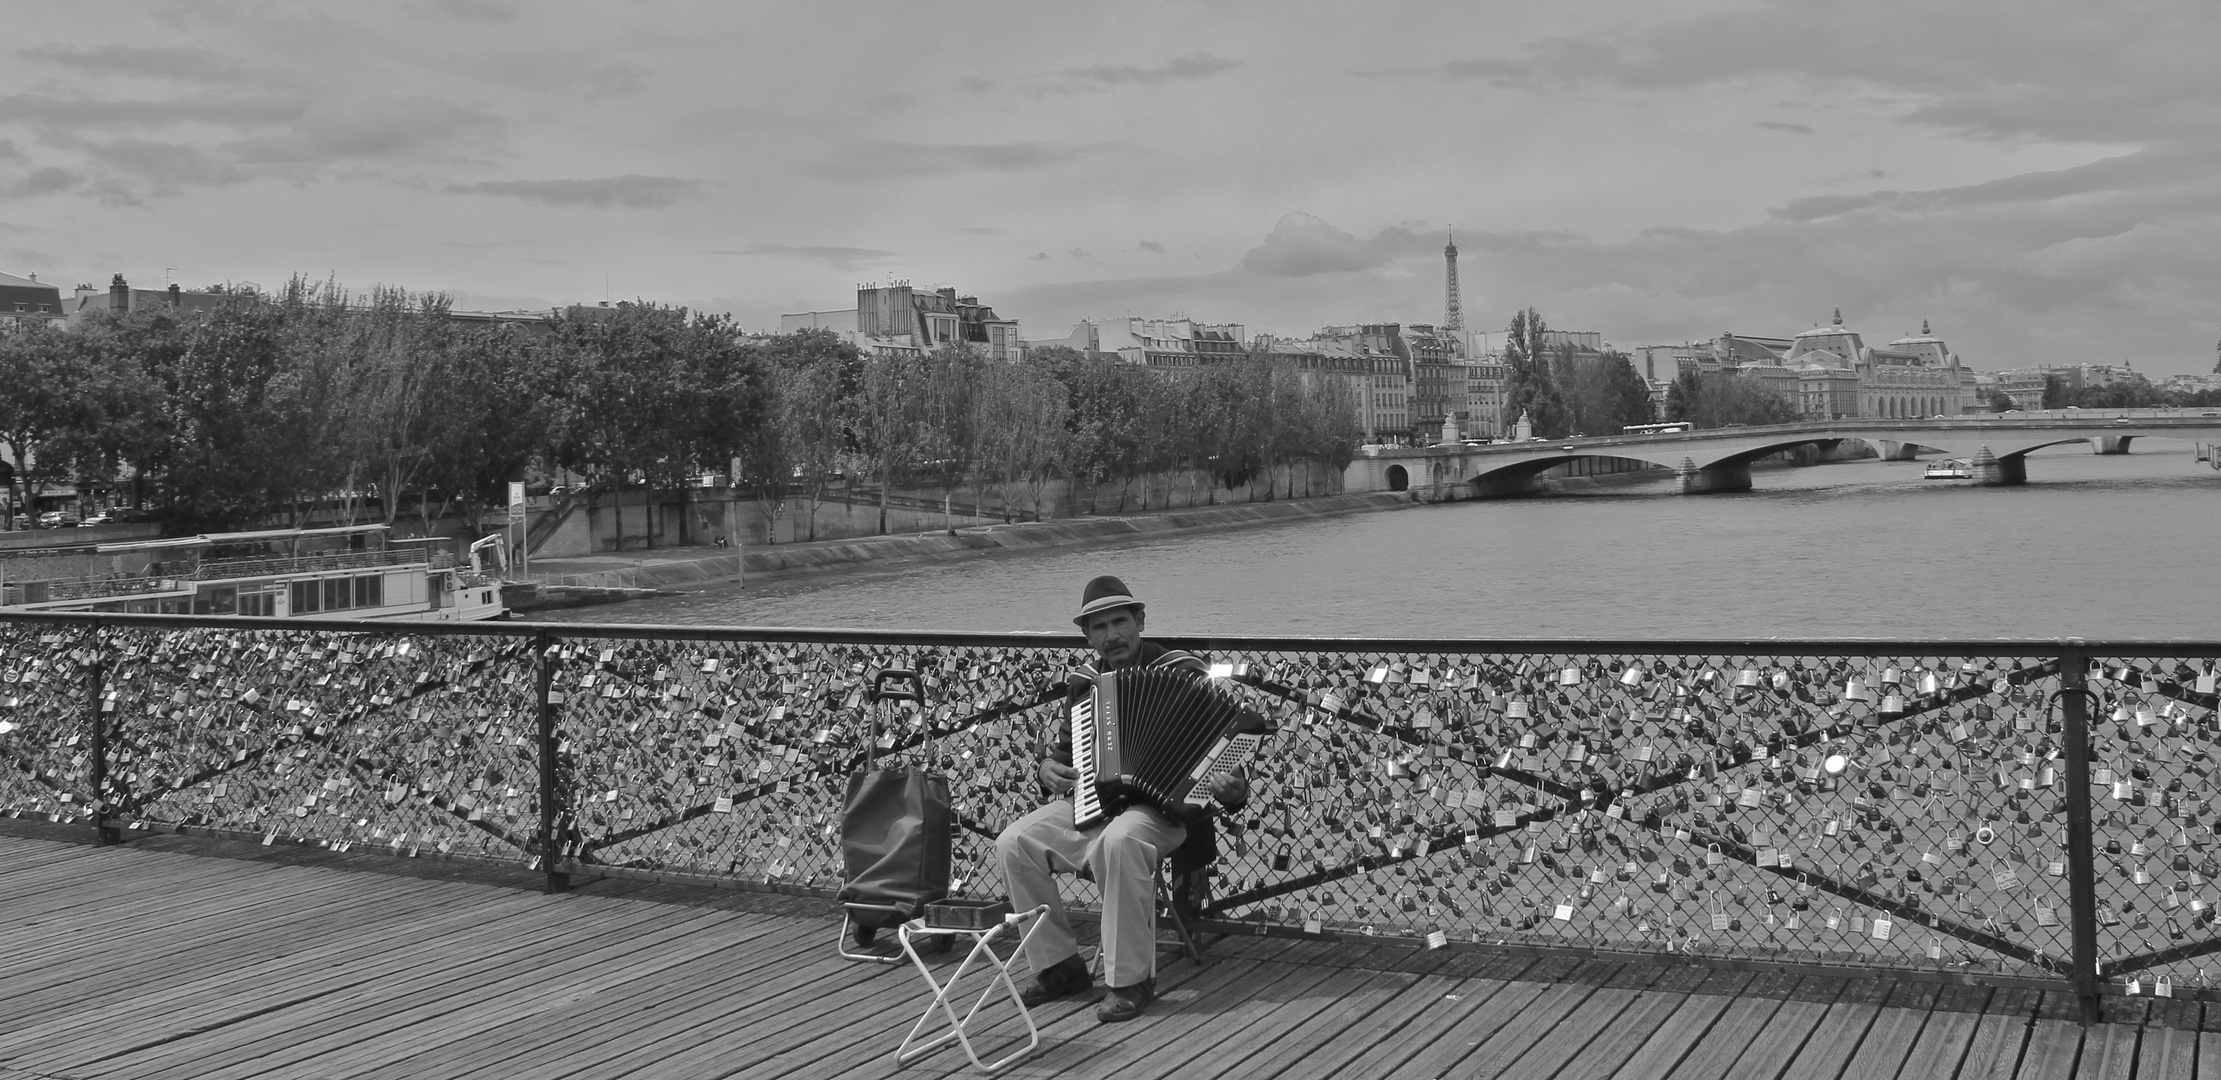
0;524;505;621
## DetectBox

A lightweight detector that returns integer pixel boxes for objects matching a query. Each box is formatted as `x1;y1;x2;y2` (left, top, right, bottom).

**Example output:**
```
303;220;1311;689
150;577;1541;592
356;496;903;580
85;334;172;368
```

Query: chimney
25;273;33;283
110;273;129;313
168;283;181;306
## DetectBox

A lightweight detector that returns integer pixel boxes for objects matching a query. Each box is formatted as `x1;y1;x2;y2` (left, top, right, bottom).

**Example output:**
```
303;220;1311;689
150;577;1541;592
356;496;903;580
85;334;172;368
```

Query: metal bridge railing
3;610;2217;1018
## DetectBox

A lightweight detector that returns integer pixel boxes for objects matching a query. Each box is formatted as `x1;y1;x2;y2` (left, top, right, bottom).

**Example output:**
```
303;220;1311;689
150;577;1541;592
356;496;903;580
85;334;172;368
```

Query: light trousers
994;798;1185;988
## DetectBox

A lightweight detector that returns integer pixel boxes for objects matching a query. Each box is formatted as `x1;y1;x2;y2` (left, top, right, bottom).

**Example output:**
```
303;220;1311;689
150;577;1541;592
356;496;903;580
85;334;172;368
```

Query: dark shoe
1096;978;1156;1022
1018;955;1091;1007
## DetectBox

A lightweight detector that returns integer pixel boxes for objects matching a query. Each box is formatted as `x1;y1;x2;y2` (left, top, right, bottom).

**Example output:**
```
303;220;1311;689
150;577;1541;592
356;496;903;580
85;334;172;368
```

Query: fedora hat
1073;575;1145;626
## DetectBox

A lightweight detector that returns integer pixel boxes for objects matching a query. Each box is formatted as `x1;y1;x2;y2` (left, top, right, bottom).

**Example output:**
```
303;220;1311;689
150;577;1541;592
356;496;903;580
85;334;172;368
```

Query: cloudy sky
3;0;2217;375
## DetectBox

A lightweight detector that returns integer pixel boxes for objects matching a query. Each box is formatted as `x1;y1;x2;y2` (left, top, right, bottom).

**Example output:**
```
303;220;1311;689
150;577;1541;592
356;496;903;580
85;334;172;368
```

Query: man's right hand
1039;759;1079;794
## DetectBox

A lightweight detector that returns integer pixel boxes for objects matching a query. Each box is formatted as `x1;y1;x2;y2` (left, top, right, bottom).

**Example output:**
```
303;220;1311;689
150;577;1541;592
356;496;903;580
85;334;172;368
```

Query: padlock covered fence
5;612;2220;1005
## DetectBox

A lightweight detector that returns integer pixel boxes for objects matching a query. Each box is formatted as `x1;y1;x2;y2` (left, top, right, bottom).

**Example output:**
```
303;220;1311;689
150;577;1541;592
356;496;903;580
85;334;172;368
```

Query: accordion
1070;666;1271;829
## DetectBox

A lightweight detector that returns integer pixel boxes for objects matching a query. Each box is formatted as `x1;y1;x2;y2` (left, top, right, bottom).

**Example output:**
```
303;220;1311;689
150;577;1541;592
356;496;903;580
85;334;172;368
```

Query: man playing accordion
995;575;1252;1023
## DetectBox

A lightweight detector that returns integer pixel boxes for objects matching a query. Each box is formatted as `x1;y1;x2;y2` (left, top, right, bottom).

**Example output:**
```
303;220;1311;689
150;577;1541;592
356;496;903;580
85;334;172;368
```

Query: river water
543;447;2218;640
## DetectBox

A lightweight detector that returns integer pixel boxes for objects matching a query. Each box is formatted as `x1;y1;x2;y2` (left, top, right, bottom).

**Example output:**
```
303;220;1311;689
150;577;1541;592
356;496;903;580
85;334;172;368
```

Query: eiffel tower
1443;227;1464;332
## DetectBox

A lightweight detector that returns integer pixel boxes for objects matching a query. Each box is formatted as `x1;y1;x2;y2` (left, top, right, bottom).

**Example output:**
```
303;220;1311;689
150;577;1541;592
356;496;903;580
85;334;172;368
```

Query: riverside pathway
0;826;2208;1080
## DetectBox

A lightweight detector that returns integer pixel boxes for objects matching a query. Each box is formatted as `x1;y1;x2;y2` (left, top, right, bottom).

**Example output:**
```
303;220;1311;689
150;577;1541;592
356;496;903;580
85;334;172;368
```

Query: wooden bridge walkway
1;827;2214;1080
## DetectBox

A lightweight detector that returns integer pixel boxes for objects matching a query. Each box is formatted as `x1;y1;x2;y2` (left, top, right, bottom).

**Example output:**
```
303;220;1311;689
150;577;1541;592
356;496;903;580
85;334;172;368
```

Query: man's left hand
1209;775;1249;807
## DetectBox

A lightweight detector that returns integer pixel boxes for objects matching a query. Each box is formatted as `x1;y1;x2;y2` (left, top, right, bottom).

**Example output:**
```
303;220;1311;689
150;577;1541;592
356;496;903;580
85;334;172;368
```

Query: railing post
85;648;116;847
536;629;569;894
2058;641;2101;1024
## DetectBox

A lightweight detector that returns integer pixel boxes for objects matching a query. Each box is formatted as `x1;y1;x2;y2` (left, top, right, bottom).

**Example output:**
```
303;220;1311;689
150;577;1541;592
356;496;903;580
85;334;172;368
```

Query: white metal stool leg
894;904;1050;1073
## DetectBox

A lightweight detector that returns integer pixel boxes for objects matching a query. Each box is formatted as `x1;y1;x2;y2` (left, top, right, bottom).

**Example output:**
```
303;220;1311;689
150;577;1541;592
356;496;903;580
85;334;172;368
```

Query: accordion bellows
1071;667;1270;828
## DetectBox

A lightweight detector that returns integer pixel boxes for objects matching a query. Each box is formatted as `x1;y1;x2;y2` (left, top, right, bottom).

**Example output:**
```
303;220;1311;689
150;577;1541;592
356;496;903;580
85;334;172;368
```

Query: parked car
38;510;78;528
78;513;114;527
2114;416;2132;424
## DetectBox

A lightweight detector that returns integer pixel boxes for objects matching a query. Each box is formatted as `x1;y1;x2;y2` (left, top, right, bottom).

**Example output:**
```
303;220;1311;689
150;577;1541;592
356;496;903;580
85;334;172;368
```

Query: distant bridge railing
3;611;2217;1017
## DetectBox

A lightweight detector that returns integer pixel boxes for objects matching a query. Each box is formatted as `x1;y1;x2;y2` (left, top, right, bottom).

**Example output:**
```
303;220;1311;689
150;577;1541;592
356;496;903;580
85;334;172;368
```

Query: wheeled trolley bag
836;667;953;962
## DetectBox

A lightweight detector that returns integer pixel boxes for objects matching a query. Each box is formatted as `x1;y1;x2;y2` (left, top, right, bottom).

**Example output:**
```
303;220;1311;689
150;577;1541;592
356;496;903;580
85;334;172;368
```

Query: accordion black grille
1088;666;1250;823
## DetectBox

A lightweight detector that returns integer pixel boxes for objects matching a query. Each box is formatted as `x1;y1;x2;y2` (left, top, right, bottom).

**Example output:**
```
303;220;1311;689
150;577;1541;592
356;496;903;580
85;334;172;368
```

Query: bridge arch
1385;464;1408;492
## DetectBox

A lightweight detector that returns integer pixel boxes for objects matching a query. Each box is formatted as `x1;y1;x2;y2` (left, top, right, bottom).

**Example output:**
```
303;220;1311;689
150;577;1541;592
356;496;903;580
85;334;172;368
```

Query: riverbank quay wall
518;461;1351;556
5;610;2217;1022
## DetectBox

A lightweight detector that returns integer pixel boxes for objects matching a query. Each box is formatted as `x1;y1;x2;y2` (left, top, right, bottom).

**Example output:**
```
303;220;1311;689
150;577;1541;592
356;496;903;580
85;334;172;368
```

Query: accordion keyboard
1069;693;1106;827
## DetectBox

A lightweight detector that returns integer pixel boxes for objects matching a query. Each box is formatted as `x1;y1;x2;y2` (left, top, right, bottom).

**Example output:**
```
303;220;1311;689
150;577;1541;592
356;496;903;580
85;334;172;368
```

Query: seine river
544;447;2216;641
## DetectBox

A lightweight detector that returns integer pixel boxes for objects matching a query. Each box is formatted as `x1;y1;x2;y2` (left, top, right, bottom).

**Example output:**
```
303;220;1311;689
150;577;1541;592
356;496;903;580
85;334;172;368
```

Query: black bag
837;669;951;936
837;767;952;929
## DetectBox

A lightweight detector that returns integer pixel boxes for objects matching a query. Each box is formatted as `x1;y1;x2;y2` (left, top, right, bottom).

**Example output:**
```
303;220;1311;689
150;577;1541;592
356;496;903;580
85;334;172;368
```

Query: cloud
967;53;1242;97
426;0;520;22
1388;1;2221;143
1053;54;1241;91
445;174;707;208
1754;121;1815;135
1770;143;2221;222
1137;240;1167;254
2;166;83;198
708;243;899;271
80;140;248;194
1030;252;1051;261
1238;212;1432;277
0;140;24;163
1067;248;1091;258
0;91;307;132
223;94;503;163
810;139;1106;181
19;45;253;85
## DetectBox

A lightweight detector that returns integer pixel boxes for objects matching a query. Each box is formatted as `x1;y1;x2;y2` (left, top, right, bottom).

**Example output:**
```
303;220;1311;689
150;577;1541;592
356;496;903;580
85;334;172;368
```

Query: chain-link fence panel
0;623;103;824
10;611;2221;998
549;634;1082;903
1186;644;2077;979
91;624;538;862
2083;652;2221;995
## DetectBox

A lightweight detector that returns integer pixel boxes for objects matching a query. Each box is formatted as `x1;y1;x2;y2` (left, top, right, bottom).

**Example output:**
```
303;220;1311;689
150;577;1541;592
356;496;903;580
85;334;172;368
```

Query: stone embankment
511;491;1422;608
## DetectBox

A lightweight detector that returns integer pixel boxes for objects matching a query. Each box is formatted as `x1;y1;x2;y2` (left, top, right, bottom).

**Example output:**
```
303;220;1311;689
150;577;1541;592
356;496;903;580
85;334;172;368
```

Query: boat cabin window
354;575;383;608
194;586;237;616
239;590;278;617
323;578;352;611
291;580;320;614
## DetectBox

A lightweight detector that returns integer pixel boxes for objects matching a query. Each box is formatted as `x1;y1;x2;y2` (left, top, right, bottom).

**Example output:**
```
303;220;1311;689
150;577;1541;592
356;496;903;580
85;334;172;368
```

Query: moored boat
1923;459;1973;480
0;524;504;621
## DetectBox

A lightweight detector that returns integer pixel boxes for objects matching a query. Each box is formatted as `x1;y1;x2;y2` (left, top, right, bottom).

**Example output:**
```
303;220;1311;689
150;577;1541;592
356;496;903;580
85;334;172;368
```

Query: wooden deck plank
46;902;711;1080
1635;970;1797;1080
1836;980;1940;1080
0;885;574;1063
2015;993;2089;1080
1478;965;1669;1080
918;955;1283;1080
325;913;848;1079
355;921;910;1080
25;833;2221;1080
2197;1032;2221;1080
1385;960;1620;1080
532;934;1118;1080
1267;954;1546;1080
1778;976;1893;1080
1591;968;1754;1080
1714;976;1849;1080
1957;988;2038;1080
731;955;1321;1080
1181;967;1427;1080
114;903;747;1080
2;888;655;1073
0;873;491;1015
267;908;832;1080
1887;983;1991;1080
2140;1025;2198;1080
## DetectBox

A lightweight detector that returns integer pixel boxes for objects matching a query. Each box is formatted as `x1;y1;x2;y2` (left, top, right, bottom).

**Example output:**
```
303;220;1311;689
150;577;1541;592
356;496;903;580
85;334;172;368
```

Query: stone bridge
1347;410;2221;498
